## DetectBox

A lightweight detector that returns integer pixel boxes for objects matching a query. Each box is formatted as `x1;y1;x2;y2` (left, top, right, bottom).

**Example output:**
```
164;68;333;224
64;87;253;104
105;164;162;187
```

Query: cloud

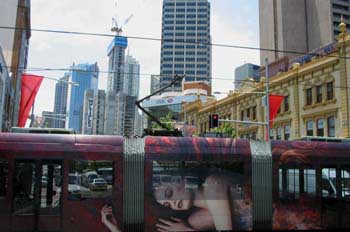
29;0;259;114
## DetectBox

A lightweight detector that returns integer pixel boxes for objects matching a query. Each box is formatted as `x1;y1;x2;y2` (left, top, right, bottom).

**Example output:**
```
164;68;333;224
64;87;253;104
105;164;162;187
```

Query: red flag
269;95;284;127
18;74;43;127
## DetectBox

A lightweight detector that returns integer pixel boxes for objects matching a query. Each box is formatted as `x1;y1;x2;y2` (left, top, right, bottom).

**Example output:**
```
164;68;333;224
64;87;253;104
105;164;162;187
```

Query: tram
1;133;350;231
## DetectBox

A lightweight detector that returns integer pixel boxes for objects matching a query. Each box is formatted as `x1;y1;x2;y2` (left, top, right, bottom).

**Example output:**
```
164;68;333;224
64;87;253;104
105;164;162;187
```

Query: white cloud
29;0;259;114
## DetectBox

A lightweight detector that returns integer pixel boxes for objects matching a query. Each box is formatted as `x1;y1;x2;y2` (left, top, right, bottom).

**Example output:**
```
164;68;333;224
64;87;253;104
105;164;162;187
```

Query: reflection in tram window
69;160;113;199
287;169;300;198
13;162;36;214
40;163;62;213
321;168;337;198
341;169;350;198
0;160;8;197
304;169;316;195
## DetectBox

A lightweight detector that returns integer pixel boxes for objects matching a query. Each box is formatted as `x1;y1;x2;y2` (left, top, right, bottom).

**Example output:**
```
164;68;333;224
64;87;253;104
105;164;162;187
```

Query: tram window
304;169;316;195
287;169;300;198
341;169;350;199
69;160;113;199
321;168;337;198
13;161;36;214
0;160;8;197
40;163;62;213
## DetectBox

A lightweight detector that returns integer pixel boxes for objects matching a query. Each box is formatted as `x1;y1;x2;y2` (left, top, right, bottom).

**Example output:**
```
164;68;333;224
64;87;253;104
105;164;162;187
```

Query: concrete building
107;37;128;93
104;91;136;136
81;89;106;135
124;55;140;98
234;63;260;90
0;0;31;131
67;63;99;133
0;48;9;132
82;89;94;135
160;0;212;92
184;22;350;140
41;111;55;128
143;81;211;128
93;90;106;135
259;0;350;64
53;73;69;128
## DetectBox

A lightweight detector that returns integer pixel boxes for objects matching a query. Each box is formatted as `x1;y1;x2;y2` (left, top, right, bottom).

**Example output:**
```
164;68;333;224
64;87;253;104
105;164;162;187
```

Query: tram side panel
62;137;124;232
271;141;350;230
144;137;253;232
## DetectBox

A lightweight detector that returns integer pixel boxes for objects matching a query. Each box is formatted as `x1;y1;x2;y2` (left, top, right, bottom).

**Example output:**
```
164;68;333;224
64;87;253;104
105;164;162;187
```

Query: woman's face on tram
154;176;193;211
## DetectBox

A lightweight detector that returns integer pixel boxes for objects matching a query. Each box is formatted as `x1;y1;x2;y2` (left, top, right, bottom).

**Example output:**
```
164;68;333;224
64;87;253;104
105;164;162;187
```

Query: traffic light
209;114;219;128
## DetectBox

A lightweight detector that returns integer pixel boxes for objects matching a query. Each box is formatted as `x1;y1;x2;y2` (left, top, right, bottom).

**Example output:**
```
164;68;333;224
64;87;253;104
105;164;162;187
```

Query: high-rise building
160;0;212;92
93;90;106;135
107;37;128;93
104;92;136;136
67;63;99;133
234;63;260;90
150;75;161;94
124;55;140;98
82;89;94;135
0;0;31;131
53;73;69;128
259;0;350;64
82;89;105;135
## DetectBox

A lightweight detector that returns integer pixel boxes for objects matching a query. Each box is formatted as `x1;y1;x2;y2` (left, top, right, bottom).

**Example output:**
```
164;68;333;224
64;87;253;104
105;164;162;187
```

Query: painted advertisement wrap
144;137;253;231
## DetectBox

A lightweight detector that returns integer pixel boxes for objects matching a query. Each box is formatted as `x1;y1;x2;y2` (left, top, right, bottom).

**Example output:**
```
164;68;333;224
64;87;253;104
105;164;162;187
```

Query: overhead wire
1;26;350;89
0;26;348;59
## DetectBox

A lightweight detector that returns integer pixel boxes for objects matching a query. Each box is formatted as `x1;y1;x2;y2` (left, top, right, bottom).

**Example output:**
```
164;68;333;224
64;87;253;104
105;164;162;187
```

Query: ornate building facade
184;21;350;140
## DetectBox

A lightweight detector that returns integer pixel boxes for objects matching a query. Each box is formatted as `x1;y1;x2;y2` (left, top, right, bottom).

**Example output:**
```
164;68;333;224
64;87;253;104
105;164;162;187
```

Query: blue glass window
187;2;196;6
176;8;185;12
186;26;195;30
197;26;207;30
164;14;174;18
187;8;196;12
165;20;174;24
186;57;195;62
176;20;185;24
175;26;185;30
198;20;207;24
175;32;185;36
186;64;195;68
198;14;207;18
175;57;184;62
175;64;184;68
198;8;207;12
176;14;185;18
187;14;196;18
186;32;196;36
176;2;185;6
187;20;196;24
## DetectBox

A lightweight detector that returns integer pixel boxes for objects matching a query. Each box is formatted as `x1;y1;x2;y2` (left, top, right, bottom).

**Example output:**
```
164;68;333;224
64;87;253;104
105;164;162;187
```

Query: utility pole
265;58;270;142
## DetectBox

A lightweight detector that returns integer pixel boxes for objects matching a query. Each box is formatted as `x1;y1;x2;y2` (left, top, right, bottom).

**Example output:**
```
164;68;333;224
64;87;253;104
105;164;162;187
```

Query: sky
28;0;260;115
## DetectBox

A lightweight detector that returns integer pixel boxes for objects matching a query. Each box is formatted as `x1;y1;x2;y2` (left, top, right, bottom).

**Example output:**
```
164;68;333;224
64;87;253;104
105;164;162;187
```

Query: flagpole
265;58;270;142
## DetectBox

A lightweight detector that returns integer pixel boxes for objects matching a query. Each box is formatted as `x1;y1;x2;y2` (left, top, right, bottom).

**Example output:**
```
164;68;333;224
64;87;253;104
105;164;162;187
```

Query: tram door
12;160;62;232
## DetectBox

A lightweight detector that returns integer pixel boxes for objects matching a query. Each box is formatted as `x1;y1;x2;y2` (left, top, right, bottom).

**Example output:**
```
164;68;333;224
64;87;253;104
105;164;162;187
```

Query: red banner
18;74;44;127
269;95;284;127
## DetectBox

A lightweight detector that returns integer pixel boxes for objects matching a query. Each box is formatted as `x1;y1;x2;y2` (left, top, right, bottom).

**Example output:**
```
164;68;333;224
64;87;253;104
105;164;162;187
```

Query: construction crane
111;1;133;36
